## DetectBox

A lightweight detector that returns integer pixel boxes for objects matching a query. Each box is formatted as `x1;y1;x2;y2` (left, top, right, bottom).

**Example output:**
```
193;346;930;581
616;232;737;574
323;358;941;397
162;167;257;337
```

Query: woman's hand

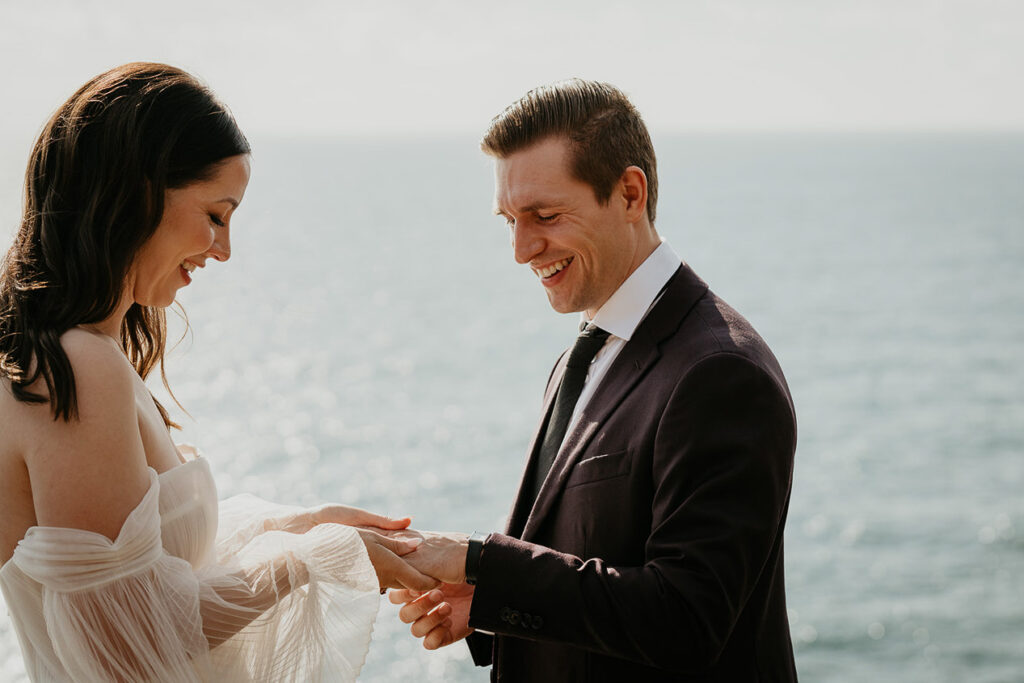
258;504;433;590
310;504;412;532
357;530;439;592
262;504;413;536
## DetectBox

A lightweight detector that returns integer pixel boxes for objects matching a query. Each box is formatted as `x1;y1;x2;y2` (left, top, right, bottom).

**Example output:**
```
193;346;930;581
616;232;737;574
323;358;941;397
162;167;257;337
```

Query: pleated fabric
0;455;379;682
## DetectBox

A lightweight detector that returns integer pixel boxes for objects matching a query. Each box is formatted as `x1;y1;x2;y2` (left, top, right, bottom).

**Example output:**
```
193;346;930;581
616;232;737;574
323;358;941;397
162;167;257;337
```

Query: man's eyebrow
494;202;560;216
215;197;239;209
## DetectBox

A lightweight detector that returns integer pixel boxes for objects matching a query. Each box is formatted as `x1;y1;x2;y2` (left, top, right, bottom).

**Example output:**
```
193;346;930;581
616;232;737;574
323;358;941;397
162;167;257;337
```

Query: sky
1;0;1022;147
1;0;1022;233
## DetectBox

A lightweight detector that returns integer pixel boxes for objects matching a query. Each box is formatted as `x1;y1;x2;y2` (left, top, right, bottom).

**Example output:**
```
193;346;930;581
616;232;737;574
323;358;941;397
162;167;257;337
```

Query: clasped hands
294;503;474;650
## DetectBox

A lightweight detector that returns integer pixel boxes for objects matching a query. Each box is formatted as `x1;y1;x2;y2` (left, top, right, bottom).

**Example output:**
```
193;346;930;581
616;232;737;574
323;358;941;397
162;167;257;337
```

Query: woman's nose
208;228;231;262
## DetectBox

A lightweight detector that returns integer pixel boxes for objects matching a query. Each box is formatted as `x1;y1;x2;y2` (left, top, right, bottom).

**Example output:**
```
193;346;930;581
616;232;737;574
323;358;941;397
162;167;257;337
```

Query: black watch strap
465;531;488;585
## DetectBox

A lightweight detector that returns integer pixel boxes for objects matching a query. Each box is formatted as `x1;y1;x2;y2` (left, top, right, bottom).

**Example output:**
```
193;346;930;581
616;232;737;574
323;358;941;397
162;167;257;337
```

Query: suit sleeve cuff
468;533;579;638
465;630;494;666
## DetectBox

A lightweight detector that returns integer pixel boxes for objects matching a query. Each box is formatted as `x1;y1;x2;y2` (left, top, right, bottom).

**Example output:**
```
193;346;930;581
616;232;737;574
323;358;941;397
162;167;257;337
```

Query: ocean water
1;133;1022;681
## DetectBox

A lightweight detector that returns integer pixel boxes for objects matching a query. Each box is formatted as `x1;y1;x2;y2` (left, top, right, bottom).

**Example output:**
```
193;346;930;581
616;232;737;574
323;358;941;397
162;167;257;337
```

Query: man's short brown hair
481;79;658;223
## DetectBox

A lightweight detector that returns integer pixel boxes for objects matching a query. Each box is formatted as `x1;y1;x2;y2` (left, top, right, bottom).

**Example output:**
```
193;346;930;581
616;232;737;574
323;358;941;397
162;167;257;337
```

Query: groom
393;80;799;682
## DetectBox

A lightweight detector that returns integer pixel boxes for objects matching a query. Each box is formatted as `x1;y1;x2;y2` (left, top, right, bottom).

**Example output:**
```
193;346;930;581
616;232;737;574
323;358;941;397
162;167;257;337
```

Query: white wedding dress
0;449;379;682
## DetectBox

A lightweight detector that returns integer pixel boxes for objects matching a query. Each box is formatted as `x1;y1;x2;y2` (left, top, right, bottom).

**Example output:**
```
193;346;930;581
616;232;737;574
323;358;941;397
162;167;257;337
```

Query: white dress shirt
564;241;682;440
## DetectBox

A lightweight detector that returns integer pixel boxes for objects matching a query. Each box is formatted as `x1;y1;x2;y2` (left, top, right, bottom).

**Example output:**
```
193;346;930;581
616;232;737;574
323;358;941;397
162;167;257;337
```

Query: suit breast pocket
565;450;632;488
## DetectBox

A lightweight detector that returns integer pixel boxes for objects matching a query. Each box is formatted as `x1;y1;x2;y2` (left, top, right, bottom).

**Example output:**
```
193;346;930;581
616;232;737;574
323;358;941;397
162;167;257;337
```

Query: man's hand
382;529;469;584
357;529;438;592
390;583;476;650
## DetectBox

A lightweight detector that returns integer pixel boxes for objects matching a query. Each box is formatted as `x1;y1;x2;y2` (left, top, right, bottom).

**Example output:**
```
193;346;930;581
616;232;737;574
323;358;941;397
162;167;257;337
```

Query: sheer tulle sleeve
8;469;379;682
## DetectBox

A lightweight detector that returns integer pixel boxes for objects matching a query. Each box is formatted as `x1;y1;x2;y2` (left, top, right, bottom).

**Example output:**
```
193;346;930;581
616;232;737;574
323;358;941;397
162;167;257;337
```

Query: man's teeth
537;257;573;278
181;261;197;273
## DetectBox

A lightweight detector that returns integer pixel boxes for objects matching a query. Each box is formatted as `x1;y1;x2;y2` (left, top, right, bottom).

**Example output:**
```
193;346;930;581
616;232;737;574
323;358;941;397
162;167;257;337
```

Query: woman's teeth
537;257;573;278
181;261;197;273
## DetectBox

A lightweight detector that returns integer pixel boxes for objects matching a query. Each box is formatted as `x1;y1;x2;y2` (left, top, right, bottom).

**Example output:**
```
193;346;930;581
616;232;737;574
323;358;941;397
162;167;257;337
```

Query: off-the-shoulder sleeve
9;470;378;683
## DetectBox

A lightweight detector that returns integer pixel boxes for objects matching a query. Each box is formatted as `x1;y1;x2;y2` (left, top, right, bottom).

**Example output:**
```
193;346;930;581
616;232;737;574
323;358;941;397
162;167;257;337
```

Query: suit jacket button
509;611;520;625
532;615;543;630
499;607;511;623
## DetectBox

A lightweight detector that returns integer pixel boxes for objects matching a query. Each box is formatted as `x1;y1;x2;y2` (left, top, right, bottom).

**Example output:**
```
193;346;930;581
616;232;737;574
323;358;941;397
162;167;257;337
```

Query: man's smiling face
493;137;639;318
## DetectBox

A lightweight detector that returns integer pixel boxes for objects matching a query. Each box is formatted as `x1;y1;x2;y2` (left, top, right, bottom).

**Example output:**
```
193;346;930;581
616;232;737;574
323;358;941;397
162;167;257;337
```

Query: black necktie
530;324;611;501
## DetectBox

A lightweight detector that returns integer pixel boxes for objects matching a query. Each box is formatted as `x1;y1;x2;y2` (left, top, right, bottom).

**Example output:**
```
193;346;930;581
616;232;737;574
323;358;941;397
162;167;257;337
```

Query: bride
0;63;438;682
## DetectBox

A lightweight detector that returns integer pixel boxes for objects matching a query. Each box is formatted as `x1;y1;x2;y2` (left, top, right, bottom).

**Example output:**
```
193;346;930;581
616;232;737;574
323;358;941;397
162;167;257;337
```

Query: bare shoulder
1;329;126;451
0;378;37;563
22;328;152;540
60;326;137;392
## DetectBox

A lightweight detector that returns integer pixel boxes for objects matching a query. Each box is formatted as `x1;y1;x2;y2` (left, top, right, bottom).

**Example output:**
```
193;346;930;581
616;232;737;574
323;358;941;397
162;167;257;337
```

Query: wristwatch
465;531;489;585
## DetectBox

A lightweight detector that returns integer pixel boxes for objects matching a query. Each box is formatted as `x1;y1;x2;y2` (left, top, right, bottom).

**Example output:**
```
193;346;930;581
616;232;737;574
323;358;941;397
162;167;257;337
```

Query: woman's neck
78;295;132;341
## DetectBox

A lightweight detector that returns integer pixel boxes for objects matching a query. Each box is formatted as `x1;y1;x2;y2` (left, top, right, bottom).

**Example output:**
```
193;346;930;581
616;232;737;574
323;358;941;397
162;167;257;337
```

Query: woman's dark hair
0;62;250;424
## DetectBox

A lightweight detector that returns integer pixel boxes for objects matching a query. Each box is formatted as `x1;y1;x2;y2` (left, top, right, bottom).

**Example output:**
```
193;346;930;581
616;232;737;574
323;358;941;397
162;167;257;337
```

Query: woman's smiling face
130;154;251;308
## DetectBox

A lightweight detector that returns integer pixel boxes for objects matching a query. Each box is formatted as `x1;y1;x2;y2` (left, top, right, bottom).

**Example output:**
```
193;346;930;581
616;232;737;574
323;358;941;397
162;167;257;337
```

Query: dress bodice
0;446;378;682
157;453;218;569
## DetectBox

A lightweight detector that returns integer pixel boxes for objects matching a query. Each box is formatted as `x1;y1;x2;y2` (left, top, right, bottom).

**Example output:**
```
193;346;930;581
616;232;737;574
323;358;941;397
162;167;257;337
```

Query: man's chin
544;293;583;315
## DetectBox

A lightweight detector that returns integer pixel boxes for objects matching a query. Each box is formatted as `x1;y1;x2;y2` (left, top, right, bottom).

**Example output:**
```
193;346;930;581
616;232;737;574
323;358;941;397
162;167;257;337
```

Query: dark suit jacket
465;263;798;682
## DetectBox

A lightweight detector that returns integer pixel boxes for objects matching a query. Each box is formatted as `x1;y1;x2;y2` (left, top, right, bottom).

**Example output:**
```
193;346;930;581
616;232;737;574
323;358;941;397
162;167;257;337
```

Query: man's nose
512;223;543;265
207;228;231;262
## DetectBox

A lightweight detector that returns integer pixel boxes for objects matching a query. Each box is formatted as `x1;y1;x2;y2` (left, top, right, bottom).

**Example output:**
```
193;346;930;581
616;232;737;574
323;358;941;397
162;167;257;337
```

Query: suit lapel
521;329;661;540
516;263;710;542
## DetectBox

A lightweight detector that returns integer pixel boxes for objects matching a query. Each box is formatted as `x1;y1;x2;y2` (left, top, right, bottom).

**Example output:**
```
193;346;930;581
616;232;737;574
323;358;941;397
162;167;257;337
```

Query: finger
388;534;423;556
369;530;423;556
398;590;443;623
322;503;412;530
374;515;412;530
411;602;452;638
350;508;412;530
387;588;420;605
371;528;423;542
424;622;454;650
396;564;440;592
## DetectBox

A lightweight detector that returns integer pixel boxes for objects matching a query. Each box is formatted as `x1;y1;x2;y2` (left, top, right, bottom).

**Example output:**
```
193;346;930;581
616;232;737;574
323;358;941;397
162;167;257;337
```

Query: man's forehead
493;177;567;215
492;144;575;212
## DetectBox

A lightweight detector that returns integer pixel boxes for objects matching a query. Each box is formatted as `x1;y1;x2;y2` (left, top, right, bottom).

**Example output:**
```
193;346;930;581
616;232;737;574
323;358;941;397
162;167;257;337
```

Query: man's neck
585;227;661;319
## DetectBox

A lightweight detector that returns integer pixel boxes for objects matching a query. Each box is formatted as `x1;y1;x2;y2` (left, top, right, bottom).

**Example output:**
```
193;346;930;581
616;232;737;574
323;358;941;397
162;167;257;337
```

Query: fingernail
405;538;423;548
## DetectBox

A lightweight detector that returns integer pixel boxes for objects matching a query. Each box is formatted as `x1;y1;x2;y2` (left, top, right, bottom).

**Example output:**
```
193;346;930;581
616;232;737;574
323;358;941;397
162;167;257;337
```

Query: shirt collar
581;241;681;342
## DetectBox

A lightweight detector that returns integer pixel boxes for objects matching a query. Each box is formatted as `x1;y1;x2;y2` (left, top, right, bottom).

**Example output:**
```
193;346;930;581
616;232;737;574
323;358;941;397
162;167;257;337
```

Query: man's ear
618;166;648;224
